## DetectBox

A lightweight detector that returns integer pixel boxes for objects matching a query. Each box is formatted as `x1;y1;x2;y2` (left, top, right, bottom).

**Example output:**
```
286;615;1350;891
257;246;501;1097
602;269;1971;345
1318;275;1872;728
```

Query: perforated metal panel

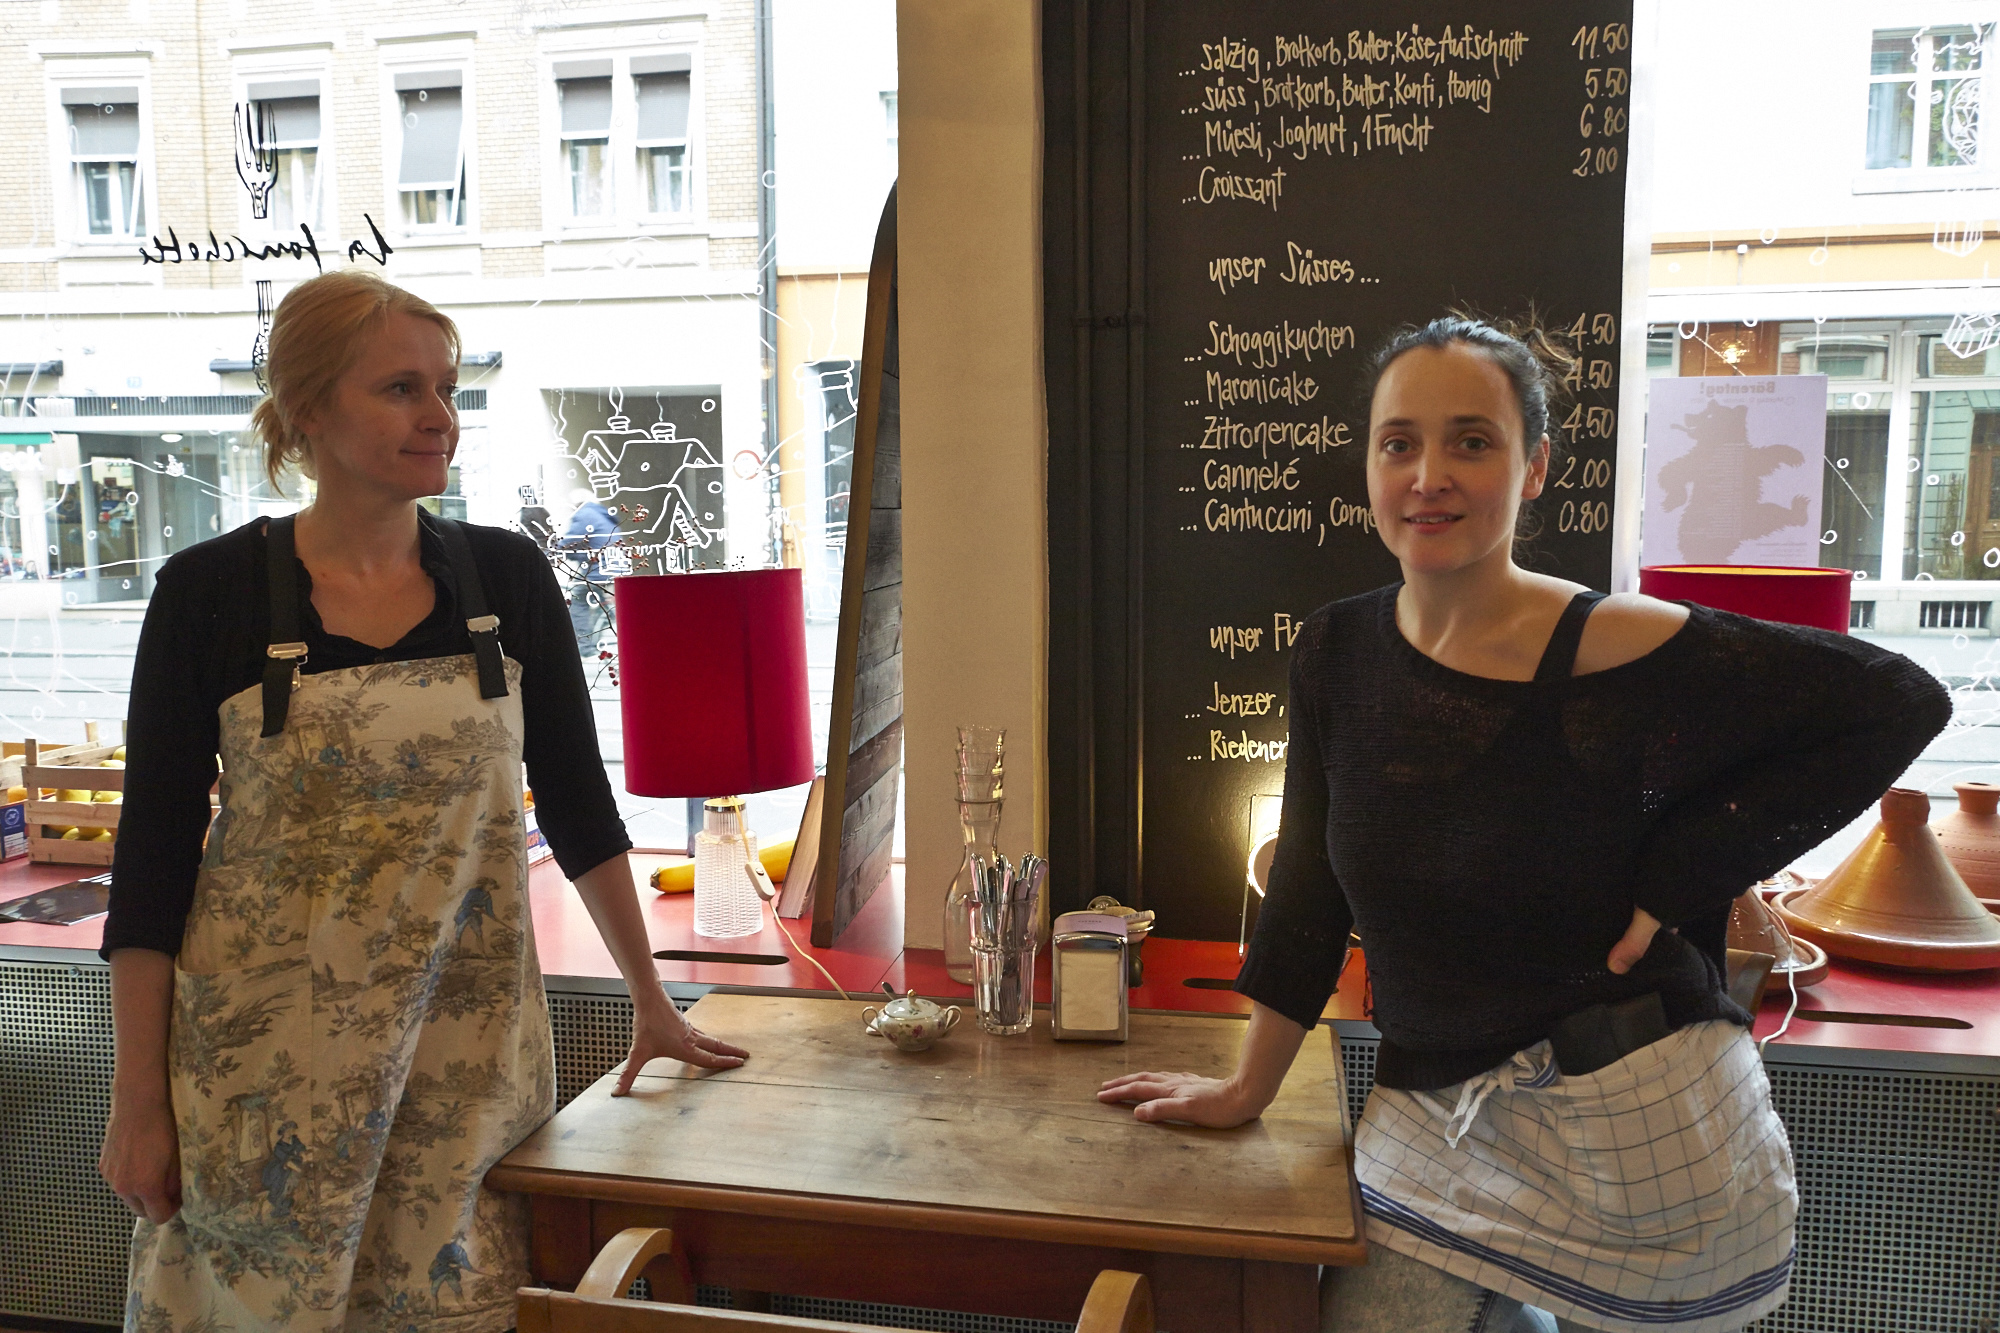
1336;1033;2000;1333
1338;1036;1377;1127
1755;1065;2000;1333
0;961;132;1327
547;988;646;1109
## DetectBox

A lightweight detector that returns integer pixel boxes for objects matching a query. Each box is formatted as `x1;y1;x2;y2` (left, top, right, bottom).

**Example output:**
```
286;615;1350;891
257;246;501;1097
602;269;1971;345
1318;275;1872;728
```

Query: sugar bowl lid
878;988;951;1020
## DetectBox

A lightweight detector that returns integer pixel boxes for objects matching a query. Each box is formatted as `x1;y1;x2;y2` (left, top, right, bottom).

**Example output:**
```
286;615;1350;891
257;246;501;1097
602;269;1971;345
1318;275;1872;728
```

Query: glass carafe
944;797;1002;983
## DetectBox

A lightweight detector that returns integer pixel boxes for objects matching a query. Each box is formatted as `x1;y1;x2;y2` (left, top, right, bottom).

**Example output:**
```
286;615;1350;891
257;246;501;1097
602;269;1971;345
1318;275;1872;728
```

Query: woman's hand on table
612;993;751;1095
1096;1071;1264;1128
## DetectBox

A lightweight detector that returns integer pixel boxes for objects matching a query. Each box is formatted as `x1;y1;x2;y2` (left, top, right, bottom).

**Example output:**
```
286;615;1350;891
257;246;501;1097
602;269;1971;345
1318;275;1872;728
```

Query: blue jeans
569;584;610;654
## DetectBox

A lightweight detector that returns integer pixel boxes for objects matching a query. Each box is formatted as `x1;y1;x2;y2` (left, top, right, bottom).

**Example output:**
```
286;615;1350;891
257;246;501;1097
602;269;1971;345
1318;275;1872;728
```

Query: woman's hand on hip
612;993;750;1095
1096;1070;1262;1128
1607;905;1664;974
99;1092;182;1225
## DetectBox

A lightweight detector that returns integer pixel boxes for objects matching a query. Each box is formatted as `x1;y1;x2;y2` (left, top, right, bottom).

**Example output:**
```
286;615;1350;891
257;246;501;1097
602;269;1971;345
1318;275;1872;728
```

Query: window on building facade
247;80;323;231
1867;25;1988;171
882;90;898;156
556;64;613;219
395;71;466;228
634;59;692;217
63;88;145;239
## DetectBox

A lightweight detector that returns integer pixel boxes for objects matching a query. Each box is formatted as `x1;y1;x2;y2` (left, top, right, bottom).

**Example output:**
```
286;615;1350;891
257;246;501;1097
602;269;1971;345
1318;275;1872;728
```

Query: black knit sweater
1235;585;1950;1091
102;516;631;960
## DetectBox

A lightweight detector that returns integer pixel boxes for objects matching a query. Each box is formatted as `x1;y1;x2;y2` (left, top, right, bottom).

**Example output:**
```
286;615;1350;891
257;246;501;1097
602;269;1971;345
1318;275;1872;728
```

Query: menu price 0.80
1558;499;1612;534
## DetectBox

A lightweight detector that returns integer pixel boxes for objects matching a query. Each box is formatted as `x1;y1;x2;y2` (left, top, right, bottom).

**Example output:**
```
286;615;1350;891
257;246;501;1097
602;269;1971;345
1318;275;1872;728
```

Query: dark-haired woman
1100;317;1948;1332
96;268;748;1332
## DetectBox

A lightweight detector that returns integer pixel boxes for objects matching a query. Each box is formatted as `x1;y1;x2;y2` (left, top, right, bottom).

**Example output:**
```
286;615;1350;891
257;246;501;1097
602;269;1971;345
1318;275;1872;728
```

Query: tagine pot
1931;781;2000;900
1772;787;2000;972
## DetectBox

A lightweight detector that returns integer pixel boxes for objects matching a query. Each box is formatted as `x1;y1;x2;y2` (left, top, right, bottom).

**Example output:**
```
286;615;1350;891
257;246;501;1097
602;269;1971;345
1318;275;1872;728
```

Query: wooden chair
517;1227;1154;1333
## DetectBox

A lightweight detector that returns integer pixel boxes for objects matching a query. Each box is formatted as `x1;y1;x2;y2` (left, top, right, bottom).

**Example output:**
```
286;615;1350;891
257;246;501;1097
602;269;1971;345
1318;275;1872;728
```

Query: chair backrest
517;1228;1153;1333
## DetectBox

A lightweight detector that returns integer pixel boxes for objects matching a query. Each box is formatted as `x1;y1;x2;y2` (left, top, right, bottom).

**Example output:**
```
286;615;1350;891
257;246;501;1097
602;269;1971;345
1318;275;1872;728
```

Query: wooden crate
22;734;125;867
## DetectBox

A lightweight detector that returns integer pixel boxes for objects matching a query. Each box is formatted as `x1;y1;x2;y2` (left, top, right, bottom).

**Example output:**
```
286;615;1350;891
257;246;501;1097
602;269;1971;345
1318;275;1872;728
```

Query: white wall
897;0;1046;947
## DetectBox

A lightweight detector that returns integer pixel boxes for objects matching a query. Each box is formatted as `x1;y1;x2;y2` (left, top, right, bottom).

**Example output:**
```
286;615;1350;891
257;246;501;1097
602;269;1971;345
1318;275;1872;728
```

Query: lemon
57;788;92;804
59;827;83;840
98;759;125;769
88;828;115;842
93;790;122;803
112;746;126;761
5;786;25;803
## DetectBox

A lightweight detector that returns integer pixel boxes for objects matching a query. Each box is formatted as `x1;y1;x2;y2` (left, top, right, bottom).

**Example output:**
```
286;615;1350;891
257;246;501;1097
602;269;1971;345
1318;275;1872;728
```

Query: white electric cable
735;806;851;1001
1758;904;1802;1057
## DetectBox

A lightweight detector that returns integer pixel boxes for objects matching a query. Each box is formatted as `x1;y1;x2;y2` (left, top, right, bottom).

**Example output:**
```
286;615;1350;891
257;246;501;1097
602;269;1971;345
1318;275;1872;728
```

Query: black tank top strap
1533;590;1610;683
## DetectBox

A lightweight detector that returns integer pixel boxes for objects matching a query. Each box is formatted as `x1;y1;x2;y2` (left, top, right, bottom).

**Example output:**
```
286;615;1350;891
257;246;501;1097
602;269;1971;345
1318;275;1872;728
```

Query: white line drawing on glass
252;280;274;393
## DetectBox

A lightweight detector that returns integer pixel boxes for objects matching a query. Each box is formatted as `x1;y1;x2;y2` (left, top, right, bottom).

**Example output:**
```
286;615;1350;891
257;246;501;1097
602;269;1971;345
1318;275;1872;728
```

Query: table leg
528;1195;593;1290
1146;1254;1242;1333
1243;1260;1319;1333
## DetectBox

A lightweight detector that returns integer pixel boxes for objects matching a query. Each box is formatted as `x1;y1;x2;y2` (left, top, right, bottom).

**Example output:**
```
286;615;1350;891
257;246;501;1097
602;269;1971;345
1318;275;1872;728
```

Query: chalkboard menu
1045;1;1634;940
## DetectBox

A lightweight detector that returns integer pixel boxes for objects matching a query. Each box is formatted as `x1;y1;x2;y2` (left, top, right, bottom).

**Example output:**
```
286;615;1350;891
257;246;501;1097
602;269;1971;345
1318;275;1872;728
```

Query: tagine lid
1775;787;2000;971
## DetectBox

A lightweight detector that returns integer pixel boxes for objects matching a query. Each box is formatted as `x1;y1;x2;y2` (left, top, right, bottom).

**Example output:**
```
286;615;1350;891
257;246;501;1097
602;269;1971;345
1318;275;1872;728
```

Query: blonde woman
96;268;747;1331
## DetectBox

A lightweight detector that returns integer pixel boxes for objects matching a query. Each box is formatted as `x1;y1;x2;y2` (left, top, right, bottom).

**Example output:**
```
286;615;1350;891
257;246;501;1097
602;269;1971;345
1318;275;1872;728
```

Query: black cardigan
102;516;631;959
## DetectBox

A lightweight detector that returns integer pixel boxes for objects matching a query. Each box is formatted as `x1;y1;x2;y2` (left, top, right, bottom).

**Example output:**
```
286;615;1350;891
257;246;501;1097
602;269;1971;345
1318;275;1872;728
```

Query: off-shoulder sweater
1235;584;1951;1091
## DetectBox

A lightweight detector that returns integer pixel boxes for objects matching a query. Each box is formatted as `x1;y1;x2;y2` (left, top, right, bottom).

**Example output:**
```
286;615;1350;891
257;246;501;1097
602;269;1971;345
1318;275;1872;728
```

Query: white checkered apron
1354;1021;1796;1333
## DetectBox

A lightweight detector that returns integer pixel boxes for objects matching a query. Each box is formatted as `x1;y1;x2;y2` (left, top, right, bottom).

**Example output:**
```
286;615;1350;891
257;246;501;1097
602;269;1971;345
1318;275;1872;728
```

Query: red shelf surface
6;854;1995;1064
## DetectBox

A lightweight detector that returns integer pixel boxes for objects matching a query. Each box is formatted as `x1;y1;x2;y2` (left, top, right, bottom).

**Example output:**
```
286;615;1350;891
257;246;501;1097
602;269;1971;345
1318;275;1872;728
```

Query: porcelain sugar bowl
861;989;961;1052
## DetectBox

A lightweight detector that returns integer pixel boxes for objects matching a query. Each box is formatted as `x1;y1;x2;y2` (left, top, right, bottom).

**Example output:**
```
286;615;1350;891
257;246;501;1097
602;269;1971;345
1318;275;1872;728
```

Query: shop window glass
1905;390;2000;580
1779;328;1890;380
64;90;145;238
1646;326;1676;376
0;4;899;855
558;74;613;219
1865;25;1988;171
635;66;691;216
396;74;465;228
246;84;323;231
1824;402;1891;581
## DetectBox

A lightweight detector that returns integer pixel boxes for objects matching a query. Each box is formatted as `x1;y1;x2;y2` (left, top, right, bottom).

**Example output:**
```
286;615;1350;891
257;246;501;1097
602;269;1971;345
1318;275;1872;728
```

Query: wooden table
489;992;1365;1330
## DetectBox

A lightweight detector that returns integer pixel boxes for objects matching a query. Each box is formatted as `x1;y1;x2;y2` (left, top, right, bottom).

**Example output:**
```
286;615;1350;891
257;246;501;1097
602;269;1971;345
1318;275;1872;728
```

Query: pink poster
1642;375;1829;567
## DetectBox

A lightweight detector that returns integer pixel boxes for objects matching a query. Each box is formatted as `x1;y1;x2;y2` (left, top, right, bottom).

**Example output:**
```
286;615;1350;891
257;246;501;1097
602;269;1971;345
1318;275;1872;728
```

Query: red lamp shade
615;568;815;797
1637;565;1852;634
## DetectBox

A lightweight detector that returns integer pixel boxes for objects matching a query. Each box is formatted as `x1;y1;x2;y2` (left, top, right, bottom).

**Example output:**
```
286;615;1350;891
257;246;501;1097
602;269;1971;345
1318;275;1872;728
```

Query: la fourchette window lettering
132;213;392;271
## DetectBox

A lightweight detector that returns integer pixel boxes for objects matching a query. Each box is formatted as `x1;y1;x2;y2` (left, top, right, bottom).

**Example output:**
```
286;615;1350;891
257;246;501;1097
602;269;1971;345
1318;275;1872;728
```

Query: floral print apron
127;516;554;1332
